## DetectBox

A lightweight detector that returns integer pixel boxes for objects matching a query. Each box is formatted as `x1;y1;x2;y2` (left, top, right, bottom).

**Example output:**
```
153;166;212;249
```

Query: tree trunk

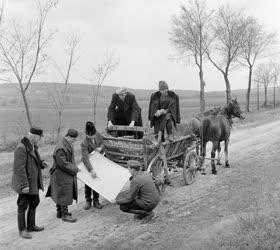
246;66;253;112
20;89;32;128
273;84;276;108
223;73;231;104
257;83;259;111
199;68;205;112
57;110;62;139
264;87;268;106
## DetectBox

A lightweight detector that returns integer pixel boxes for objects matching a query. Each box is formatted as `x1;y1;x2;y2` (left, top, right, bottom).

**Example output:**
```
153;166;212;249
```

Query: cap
65;129;79;138
127;160;142;170
159;81;169;91
30;126;43;137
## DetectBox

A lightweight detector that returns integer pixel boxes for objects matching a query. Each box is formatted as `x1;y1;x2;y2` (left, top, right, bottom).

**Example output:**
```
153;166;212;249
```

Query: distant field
0;83;279;138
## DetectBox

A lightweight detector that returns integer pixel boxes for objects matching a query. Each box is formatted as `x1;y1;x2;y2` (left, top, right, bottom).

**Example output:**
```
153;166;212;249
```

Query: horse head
227;98;245;120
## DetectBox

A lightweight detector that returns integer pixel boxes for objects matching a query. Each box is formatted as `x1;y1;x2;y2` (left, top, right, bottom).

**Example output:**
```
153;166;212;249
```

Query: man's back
132;172;160;210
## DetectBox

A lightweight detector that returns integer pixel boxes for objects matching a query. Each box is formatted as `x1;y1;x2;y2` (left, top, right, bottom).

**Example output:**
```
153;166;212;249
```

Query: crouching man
46;129;79;223
115;160;160;223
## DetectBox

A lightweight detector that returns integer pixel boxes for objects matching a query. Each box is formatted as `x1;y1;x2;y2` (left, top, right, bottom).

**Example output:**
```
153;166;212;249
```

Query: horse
185;106;222;139
200;98;245;175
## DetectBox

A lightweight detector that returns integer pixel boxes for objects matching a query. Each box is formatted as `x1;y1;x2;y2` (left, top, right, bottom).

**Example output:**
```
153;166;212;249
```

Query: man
12;126;47;239
148;81;180;143
115;160;160;223
107;87;143;138
81;121;103;210
46;129;79;223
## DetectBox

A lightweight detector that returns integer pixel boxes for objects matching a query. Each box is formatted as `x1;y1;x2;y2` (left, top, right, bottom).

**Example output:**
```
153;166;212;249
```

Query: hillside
0;82;279;136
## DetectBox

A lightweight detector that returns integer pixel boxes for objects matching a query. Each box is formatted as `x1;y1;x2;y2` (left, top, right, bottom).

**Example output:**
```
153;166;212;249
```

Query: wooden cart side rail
106;125;154;134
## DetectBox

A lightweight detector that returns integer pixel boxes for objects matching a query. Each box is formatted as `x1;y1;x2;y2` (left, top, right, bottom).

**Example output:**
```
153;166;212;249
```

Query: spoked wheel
183;150;199;185
147;154;166;195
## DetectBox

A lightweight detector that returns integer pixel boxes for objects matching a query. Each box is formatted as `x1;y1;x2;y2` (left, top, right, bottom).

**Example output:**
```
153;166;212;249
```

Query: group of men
11;80;180;239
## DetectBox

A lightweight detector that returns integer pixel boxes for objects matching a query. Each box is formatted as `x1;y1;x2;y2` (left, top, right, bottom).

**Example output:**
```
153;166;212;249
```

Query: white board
77;151;131;201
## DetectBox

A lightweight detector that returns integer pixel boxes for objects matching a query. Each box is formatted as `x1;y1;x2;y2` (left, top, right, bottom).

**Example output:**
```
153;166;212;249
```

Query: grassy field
0;82;279;148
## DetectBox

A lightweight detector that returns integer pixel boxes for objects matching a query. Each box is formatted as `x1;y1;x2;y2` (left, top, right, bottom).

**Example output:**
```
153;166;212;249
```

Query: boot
61;206;77;223
62;214;77;223
56;204;62;218
93;200;102;209
19;230;32;239
18;211;26;232
27;225;44;232
83;201;91;210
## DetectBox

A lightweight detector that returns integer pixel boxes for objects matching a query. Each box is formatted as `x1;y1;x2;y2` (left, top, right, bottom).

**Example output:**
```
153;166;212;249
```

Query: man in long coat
148;81;180;142
46;129;79;223
12;127;47;239
107;87;143;138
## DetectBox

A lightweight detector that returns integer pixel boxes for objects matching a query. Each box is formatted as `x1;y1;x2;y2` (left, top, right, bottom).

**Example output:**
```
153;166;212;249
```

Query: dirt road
1;120;280;249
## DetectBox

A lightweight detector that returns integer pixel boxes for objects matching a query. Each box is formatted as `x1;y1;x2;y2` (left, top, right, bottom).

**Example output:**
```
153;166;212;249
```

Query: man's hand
160;109;167;115
108;120;113;128
22;187;29;194
129;121;135;127
41;160;48;169
90;170;97;179
155;110;161;117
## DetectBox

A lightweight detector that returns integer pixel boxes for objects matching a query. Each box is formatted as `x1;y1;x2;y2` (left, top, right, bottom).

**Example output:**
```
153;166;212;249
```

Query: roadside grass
204;195;280;250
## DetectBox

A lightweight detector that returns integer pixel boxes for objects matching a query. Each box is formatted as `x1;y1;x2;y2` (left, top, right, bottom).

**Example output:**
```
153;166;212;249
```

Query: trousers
17;194;40;231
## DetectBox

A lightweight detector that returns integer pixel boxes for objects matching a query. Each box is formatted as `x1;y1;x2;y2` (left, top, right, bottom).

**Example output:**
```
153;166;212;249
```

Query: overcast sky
5;0;280;91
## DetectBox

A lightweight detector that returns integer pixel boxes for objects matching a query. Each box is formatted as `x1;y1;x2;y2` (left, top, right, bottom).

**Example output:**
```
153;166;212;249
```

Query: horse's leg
200;141;206;175
211;141;218;175
225;138;230;167
216;141;222;165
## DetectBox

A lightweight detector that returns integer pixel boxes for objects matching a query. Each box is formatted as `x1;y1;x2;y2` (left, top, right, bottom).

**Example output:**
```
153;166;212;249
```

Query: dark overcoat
148;90;181;128
46;137;78;206
11;137;44;195
107;92;143;126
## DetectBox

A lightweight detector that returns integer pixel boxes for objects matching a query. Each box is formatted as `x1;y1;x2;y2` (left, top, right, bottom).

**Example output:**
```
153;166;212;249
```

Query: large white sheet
77;151;131;201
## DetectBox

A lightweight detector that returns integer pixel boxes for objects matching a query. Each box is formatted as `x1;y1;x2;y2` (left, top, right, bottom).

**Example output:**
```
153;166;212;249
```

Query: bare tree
45;33;80;137
253;66;263;111
0;0;57;127
207;5;248;103
90;53;118;123
170;0;213;112
271;62;280;108
255;63;273;106
240;17;276;112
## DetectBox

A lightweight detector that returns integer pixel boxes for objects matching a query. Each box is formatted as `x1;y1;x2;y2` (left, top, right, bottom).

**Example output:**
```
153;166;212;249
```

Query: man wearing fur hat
148;81;180;143
81;121;103;210
12;126;47;239
114;160;160;223
46;129;79;223
107;87;143;138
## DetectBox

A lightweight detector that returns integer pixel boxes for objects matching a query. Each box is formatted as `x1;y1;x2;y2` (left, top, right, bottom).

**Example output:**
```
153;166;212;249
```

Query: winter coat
107;92;143;126
46;137;78;206
116;171;160;211
81;132;103;172
148;90;180;128
11;137;44;195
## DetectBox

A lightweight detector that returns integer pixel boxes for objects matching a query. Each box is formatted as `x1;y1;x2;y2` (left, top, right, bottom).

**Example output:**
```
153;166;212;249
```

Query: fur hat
159;81;168;90
30;126;43;137
85;121;96;136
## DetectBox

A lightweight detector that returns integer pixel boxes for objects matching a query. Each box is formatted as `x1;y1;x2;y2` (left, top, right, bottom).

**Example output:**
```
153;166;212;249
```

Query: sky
4;0;280;91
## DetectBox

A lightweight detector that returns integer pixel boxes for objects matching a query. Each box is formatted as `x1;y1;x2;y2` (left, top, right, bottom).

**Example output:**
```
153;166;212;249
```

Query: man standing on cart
107;87;143;138
148;80;180;143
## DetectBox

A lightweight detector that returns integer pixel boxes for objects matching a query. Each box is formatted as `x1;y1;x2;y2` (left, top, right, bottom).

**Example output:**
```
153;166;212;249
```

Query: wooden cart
102;126;200;192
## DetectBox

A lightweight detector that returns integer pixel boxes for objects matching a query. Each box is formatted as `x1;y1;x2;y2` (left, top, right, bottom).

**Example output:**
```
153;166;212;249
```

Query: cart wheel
183;151;198;185
147;154;165;195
